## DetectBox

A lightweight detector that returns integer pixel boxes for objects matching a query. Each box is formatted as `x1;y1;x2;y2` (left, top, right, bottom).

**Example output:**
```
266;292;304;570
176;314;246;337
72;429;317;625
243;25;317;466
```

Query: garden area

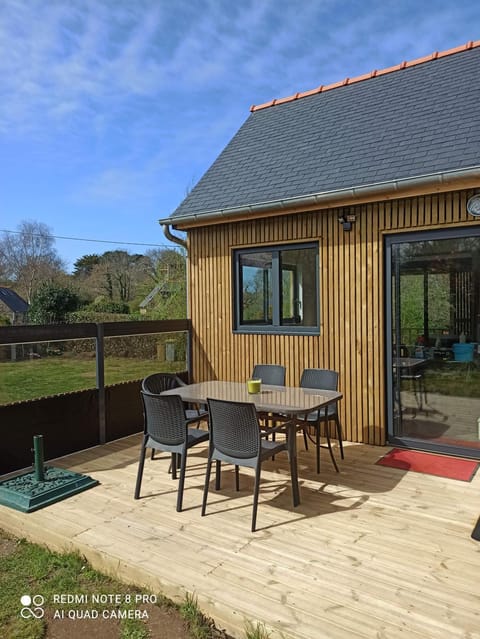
422;359;480;398
0;328;188;405
0;355;185;405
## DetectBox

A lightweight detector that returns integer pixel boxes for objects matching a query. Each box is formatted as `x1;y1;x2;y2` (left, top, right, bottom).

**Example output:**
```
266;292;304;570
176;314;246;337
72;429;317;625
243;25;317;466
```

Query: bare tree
0;221;66;302
140;248;187;318
145;248;186;284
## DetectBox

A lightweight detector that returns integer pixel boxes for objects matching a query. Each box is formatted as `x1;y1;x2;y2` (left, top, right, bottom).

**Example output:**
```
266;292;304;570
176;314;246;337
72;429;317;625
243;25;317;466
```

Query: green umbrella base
0;466;98;513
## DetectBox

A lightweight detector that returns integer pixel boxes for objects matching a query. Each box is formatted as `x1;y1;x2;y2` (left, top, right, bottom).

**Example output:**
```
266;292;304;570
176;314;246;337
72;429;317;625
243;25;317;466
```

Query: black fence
0;320;191;475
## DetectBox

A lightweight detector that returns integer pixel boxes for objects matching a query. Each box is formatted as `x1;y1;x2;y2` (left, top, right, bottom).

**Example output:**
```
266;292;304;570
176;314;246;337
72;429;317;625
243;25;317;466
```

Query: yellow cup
247;379;261;394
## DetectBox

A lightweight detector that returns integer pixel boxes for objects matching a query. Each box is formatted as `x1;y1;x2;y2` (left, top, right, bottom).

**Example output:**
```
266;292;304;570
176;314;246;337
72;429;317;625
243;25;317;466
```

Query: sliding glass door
386;227;480;458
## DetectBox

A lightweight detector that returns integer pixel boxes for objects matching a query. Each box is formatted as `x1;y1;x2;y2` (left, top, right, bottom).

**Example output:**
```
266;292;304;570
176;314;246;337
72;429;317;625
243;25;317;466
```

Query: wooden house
161;42;480;459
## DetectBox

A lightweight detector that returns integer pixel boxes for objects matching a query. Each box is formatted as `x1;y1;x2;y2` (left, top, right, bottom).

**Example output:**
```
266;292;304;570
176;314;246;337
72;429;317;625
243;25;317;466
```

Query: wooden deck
1;434;479;639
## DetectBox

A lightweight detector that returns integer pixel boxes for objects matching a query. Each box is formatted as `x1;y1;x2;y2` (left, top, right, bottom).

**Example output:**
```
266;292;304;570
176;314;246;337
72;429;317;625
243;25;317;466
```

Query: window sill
233;327;320;336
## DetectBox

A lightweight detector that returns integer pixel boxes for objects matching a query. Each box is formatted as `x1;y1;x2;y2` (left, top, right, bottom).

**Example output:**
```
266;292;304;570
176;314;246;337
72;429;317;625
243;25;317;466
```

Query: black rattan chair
251;364;286;386
142;373;208;458
252;364;286;435
202;398;292;532
394;346;427;411
142;373;208;421
296;368;344;473
134;392;209;511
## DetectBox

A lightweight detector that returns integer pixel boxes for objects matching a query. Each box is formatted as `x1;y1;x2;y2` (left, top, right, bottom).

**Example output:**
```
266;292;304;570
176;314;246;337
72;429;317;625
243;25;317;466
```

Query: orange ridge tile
250;40;480;112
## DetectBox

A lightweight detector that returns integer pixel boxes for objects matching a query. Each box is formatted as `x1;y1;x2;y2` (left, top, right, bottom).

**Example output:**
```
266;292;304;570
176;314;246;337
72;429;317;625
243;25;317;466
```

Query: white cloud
1;0;477;137
1;0;478;217
76;162;159;204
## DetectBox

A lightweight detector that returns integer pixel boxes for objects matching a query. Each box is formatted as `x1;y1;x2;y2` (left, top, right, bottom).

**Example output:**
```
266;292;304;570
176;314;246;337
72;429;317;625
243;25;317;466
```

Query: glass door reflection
388;229;480;458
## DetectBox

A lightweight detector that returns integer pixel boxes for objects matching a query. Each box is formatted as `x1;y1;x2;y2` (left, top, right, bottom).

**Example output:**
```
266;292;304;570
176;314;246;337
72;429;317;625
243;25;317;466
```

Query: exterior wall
188;188;479;445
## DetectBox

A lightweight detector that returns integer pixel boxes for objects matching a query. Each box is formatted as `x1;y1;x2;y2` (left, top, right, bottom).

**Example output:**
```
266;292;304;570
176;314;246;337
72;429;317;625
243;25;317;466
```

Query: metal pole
186;320;192;383
33;435;45;482
96;323;106;444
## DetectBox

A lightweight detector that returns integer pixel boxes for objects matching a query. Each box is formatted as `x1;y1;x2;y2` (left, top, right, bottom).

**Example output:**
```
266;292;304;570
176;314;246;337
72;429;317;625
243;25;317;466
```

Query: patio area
1;433;479;639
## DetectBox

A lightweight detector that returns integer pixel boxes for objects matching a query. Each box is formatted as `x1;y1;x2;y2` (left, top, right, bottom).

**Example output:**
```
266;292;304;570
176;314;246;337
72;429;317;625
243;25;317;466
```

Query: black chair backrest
251;364;286;386
207;398;260;460
142;373;185;394
141;391;187;446
300;368;338;392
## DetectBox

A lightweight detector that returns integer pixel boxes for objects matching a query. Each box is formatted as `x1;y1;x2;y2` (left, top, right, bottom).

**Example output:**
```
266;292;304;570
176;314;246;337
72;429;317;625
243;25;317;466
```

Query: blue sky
1;0;478;271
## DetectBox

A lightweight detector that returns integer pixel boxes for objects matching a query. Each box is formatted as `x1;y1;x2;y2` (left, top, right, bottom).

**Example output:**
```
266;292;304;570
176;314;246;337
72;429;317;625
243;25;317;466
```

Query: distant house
161;41;480;460
0;287;29;324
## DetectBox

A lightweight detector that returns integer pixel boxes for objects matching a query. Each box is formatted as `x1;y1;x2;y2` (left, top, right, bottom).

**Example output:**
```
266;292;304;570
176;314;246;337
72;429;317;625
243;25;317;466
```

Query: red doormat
376;448;479;482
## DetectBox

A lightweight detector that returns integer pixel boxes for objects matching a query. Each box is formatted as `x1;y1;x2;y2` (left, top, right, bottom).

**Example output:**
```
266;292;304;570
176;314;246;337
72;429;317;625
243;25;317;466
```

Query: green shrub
66;310;132;323
88;300;130;314
29;283;81;324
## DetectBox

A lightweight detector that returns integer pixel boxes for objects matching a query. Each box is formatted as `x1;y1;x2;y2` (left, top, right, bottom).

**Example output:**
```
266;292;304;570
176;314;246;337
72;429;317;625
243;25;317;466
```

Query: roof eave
160;166;480;229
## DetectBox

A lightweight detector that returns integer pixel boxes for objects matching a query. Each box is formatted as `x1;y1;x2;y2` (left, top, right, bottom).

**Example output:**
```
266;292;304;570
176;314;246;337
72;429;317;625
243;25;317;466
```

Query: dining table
161;380;343;507
393;356;426;370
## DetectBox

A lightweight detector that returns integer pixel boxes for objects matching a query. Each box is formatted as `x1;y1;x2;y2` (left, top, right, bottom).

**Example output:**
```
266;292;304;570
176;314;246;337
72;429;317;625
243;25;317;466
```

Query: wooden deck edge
0;506;284;639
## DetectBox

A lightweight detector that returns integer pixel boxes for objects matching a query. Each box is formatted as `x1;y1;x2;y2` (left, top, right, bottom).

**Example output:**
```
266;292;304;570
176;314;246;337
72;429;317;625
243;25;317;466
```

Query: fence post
186;320;192;383
96;323;106;444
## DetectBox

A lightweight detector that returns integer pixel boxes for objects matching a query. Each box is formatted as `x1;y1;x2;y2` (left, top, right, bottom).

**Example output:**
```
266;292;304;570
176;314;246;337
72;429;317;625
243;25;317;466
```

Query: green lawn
423;361;480;398
0;356;186;405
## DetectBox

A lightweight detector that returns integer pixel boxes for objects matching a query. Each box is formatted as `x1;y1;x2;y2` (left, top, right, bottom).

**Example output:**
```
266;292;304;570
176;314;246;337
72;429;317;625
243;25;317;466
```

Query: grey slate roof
170;46;480;221
0;288;29;313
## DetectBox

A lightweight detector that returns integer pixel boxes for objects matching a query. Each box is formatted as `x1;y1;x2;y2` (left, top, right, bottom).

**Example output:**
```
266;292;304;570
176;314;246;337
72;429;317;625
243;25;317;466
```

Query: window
233;243;319;334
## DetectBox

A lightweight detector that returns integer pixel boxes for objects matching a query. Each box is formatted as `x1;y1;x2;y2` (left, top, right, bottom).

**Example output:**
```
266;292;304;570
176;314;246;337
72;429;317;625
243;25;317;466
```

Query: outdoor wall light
338;213;356;231
467;195;480;217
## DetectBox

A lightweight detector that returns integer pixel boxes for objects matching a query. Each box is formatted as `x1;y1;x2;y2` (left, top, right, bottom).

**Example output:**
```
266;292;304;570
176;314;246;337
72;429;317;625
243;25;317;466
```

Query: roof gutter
159;166;480;228
161;223;187;249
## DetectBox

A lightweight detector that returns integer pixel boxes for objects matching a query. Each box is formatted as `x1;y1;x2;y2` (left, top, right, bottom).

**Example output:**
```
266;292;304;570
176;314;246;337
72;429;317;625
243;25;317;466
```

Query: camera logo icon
20;594;45;619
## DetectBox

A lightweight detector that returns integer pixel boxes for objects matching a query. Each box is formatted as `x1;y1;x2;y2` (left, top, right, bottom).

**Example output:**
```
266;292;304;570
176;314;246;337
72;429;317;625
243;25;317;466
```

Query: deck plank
1;436;479;639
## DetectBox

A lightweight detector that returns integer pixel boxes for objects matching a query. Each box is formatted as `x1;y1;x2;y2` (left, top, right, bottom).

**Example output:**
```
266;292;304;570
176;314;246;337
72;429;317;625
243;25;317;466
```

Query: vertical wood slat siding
189;189;479;445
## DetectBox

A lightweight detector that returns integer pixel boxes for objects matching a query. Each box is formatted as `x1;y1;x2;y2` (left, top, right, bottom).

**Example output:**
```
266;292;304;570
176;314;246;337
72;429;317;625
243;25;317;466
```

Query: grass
423;361;480;397
0;529;140;639
0;528;242;639
3;351;478;407
244;621;272;639
0;356;186;404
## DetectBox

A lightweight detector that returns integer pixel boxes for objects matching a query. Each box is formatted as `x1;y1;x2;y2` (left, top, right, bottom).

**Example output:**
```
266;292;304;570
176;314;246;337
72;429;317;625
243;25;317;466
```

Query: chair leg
134;437;148;499
414;377;423;410
235;465;240;491
202;457;213;516
176;451;187;512
151;449;155;460
324;424;339;473
303;427;309;450
315;423;321;474
171;453;177;480
251;463;262;533
420;376;427;408
334;414;344;459
215;460;221;490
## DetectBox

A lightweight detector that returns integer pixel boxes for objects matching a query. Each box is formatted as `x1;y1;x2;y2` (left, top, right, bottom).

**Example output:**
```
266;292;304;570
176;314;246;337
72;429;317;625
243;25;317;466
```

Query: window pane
240;252;272;324
234;243;319;333
280;248;317;326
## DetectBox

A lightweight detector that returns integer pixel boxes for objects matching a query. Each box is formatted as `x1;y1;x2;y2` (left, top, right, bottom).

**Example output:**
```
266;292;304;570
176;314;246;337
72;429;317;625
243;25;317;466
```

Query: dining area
1;381;479;639
134;365;344;532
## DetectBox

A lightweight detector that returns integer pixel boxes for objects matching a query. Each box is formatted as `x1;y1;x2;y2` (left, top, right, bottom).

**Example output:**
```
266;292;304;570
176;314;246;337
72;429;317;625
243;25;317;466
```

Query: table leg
287;421;300;506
